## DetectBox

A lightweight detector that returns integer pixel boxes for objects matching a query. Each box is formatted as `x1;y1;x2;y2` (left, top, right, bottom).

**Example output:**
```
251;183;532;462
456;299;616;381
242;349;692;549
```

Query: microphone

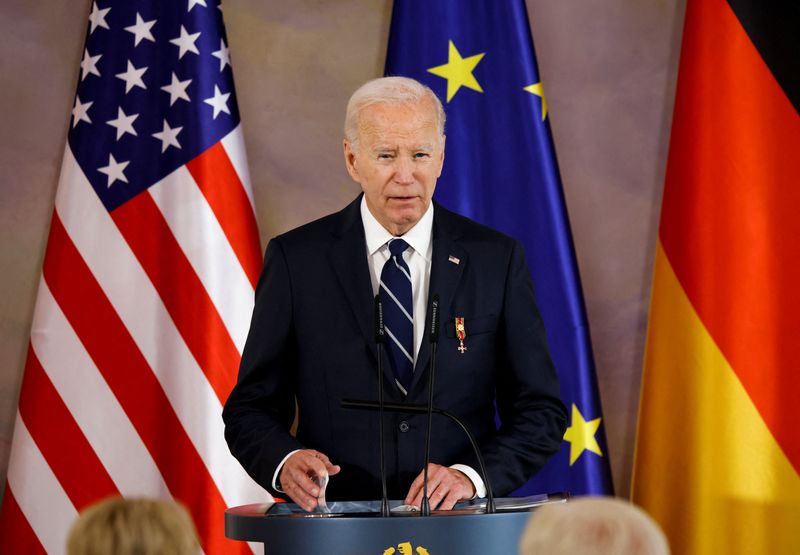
341;399;496;514
428;294;440;343
420;294;439;516
374;293;385;345
373;295;390;517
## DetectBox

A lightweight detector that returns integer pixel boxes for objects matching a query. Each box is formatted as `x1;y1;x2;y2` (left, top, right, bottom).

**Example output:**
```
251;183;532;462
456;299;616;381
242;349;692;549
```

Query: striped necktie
380;238;414;395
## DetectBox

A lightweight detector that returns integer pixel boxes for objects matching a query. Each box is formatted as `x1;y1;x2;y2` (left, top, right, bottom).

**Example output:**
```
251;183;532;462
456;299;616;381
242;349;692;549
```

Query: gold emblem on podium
383;541;431;554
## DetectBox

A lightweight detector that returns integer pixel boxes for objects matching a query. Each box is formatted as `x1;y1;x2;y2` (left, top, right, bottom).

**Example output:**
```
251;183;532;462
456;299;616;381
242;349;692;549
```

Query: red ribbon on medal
455;317;467;353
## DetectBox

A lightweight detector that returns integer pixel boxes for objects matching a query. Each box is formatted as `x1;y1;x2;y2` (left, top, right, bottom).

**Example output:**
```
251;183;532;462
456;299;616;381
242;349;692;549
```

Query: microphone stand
340;399;496;514
374;296;390;517
420;295;439;516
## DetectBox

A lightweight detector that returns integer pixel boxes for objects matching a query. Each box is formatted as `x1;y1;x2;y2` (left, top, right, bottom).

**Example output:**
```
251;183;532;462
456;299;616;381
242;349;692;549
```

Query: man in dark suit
223;77;566;512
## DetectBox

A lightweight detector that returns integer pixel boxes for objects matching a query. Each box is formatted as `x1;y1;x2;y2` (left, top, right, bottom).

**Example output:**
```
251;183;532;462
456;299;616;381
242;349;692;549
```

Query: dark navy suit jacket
223;196;567;501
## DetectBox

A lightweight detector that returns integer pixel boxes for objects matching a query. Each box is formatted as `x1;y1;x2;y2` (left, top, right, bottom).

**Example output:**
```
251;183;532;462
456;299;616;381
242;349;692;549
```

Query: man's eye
414;152;430;159
378;153;394;160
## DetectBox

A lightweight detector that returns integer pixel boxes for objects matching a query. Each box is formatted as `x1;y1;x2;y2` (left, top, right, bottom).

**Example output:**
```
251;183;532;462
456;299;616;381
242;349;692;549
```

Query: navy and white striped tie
380;238;414;395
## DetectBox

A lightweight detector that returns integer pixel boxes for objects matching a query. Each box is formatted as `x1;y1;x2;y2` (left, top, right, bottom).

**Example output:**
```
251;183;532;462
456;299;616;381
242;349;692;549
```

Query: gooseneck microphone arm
420;294;439;516
340;399;497;514
373;295;390;517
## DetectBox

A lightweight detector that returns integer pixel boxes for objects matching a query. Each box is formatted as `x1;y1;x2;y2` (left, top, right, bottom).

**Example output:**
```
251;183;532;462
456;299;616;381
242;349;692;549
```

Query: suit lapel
411;206;467;392
329;197;378;364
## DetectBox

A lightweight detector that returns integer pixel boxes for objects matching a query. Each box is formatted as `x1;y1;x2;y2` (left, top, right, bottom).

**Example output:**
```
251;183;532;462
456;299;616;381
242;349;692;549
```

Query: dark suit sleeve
222;238;304;494
471;240;567;495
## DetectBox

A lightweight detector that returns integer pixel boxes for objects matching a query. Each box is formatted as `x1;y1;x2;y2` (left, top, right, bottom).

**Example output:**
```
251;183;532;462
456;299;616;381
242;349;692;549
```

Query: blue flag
386;0;613;496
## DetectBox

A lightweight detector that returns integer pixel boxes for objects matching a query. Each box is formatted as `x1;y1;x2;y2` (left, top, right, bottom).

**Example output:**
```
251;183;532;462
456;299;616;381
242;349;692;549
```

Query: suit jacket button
399;421;410;433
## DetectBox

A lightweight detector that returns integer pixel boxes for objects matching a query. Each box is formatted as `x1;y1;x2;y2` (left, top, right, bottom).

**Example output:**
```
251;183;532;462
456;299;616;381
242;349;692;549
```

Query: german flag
631;0;800;553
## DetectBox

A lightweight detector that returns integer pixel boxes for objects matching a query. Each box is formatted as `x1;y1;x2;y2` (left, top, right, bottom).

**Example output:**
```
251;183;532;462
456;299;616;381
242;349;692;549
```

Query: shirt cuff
272;449;302;493
450;464;486;499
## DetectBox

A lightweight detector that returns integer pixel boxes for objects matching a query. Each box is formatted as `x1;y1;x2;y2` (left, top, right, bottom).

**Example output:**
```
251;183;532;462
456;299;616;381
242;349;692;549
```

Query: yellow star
427;40;485;102
563;404;603;465
523;82;547;121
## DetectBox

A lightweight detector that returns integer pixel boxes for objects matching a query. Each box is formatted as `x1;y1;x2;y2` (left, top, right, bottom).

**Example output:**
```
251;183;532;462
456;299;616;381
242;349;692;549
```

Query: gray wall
0;0;684;502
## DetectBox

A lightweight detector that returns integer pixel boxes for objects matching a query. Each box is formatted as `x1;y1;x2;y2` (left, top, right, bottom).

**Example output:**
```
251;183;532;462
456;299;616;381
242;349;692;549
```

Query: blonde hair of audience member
67;497;199;555
519;497;669;555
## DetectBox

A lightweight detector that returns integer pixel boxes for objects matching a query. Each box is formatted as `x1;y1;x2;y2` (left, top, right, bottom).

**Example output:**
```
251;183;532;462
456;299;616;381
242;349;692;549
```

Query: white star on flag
106;107;139;140
115;60;148;94
152;119;183;153
124;13;156;46
170;25;201;59
161;72;192;106
188;0;208;12
71;96;93;128
97;153;130;187
88;2;110;34
80;49;102;81
212;39;231;71
203;85;231;119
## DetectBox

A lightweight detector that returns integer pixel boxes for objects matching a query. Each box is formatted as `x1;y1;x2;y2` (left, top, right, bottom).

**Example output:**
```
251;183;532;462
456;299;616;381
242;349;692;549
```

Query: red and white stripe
0;126;267;554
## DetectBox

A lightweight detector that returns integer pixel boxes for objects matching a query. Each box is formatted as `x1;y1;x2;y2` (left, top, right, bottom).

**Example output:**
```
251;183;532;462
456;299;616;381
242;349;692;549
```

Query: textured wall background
0;0;684;502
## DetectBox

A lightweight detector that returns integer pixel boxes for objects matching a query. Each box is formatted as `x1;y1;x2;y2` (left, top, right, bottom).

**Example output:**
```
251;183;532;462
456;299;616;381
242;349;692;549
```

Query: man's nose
394;157;415;184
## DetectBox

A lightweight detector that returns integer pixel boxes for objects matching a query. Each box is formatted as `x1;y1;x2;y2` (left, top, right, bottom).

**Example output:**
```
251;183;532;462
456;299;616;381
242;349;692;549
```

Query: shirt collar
360;196;434;261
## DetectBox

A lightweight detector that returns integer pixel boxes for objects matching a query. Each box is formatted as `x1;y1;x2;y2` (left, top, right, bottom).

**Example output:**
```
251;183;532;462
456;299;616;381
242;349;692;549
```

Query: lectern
225;494;568;554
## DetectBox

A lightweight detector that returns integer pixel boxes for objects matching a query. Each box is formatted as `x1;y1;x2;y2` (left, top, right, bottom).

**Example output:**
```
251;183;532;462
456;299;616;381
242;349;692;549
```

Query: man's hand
278;449;341;512
404;464;475;511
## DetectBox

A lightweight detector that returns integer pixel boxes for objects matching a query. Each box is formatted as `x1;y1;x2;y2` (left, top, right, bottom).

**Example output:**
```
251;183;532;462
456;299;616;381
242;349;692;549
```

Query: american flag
0;1;267;553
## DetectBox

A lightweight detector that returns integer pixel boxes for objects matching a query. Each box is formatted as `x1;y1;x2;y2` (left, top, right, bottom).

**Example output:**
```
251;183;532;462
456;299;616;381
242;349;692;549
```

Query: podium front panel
226;502;544;554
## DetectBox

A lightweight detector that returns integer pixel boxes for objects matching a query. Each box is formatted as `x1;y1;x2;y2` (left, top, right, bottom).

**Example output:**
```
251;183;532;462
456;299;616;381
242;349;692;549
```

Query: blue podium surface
225;495;568;554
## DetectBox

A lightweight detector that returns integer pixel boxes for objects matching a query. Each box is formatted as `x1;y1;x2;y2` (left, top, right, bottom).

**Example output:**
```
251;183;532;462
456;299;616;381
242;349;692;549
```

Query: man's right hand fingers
280;450;334;511
283;481;316;512
288;465;321;496
313;452;342;476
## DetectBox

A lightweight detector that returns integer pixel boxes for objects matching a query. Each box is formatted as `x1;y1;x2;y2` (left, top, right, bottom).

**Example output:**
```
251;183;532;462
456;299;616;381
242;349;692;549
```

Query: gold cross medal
455;317;467;353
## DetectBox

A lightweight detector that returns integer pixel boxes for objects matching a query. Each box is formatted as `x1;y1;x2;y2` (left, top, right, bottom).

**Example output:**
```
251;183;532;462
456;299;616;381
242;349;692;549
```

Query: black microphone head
428;294;440;343
374;295;385;344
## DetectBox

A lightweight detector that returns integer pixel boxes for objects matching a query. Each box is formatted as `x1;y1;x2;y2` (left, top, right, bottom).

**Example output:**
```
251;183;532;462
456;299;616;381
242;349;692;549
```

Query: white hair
519;497;670;555
343;76;445;150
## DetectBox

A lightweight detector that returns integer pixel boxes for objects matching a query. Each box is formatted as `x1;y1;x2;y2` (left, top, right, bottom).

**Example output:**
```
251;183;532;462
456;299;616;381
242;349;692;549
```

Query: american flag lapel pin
448;255;460;265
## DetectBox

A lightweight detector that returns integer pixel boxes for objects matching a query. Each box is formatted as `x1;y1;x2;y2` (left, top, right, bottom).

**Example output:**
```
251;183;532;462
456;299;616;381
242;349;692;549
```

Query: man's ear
343;140;359;182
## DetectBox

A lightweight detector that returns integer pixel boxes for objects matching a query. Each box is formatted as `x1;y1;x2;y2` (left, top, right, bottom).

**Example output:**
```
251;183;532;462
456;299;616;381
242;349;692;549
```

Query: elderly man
223;77;566;512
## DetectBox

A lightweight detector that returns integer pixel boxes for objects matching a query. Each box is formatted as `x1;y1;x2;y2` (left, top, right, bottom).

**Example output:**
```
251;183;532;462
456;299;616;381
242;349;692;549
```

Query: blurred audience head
67;496;199;555
519;496;669;555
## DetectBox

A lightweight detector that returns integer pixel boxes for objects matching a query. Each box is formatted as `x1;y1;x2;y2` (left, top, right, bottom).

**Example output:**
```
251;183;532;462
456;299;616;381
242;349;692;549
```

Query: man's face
344;99;444;236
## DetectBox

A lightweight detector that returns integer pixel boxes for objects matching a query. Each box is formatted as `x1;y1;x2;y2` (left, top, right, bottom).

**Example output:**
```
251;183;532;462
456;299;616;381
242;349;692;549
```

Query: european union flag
386;0;613;496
